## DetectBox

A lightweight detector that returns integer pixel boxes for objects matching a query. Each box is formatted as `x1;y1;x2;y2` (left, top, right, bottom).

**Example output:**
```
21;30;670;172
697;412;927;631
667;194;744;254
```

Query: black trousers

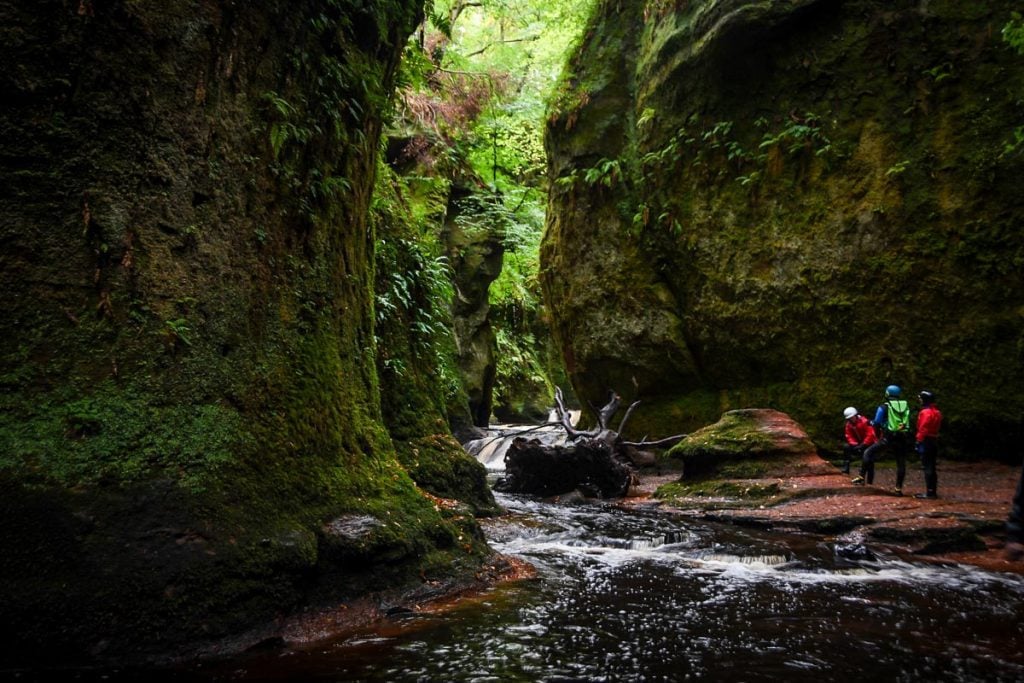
842;444;863;472
917;437;938;495
1008;460;1024;544
862;432;910;487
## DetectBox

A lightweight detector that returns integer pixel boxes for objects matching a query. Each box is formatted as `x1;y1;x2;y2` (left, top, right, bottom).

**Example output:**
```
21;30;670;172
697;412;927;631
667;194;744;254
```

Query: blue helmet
885;385;901;398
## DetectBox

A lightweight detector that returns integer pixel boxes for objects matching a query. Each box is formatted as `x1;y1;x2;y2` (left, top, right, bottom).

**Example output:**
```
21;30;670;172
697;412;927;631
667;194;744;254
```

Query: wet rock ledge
635;409;1023;573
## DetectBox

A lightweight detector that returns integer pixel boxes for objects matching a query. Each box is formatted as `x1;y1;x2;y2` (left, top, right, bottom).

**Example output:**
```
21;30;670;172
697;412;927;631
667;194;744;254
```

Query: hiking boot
851;476;864;485
893;487;902;496
914;492;937;500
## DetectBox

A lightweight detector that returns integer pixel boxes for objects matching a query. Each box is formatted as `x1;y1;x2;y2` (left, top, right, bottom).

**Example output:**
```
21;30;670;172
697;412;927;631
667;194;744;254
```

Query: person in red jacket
914;390;942;499
843;406;877;476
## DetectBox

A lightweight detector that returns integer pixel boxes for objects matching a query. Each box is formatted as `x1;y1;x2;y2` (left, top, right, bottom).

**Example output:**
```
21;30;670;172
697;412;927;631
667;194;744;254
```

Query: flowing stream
25;428;1024;682
194;492;1024;682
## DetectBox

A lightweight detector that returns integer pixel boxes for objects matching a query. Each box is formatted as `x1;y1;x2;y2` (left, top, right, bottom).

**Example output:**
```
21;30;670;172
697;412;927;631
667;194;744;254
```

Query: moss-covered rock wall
373;166;499;516
0;0;491;665
542;0;1024;456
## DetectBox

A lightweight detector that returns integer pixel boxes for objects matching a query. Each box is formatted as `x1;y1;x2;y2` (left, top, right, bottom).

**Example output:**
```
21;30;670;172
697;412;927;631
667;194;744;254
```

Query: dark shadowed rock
495;436;635;498
834;543;877;564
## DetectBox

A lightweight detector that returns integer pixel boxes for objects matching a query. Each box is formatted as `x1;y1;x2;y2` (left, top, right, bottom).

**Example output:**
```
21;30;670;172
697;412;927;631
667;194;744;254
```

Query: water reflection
197;492;1024;681
18;492;1024;682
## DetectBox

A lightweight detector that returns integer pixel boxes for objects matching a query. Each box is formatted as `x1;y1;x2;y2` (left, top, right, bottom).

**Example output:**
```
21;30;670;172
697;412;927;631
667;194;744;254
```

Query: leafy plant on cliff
1003;12;1024;155
1004;12;1024;52
376;241;455;353
583;158;623;187
373;165;461;399
758;113;832;159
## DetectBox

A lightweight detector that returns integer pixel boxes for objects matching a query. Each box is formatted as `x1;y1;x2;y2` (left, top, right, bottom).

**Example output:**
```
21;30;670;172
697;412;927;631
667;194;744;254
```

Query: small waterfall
627;531;696;550
696;552;792;567
464;415;578;471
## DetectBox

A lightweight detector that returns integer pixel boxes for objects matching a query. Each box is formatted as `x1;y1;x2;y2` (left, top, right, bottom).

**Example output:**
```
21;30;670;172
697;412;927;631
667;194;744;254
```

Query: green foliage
583;157;622;187
922;62;954;83
494;326;553;403
757;113;832;157
376;237;456;359
372;162;465;411
1003;12;1024;155
637;106;657;129
487;186;545;301
262;92;306;160
736;171;762;186
1003;12;1024;54
163;318;192;347
1005;127;1024;156
435;0;595;101
885;159;911;177
466;115;547;193
385;0;592;419
408;0;594;205
259;6;399;223
452;192;513;240
628;112;835;239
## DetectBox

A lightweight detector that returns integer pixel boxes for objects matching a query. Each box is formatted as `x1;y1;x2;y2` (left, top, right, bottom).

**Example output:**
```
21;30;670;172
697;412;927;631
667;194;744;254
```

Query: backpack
885;399;910;433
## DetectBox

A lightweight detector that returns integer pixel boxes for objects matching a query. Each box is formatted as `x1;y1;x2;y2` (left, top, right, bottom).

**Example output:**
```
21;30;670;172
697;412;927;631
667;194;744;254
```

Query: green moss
668;411;778;459
656;479;781;500
0;0;503;666
0;383;245;493
393;435;501;517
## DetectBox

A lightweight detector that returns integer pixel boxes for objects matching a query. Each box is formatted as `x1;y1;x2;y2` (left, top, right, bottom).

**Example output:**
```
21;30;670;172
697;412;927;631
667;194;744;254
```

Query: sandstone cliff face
542;0;1024;454
0;0;490;664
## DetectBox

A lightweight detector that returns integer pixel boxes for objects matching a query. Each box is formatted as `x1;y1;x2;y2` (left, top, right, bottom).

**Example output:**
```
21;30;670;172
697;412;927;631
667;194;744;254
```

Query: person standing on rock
1005;462;1024;560
914;390;942;499
852;385;911;494
842;406;876;475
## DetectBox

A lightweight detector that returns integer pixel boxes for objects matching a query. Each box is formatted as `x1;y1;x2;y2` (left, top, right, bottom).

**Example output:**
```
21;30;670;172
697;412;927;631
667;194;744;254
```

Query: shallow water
157;492;1024;681
13;491;1024;682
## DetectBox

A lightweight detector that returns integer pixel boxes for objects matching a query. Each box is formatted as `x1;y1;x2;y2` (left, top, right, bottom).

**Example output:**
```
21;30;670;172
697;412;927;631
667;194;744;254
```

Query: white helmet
843;406;858;420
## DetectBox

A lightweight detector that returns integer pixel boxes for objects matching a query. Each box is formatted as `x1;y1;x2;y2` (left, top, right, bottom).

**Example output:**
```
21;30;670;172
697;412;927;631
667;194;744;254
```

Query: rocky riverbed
627;459;1024;575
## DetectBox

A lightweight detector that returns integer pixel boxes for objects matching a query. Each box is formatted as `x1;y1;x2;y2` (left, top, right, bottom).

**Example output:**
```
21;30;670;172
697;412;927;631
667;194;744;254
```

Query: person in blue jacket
852;385;911;495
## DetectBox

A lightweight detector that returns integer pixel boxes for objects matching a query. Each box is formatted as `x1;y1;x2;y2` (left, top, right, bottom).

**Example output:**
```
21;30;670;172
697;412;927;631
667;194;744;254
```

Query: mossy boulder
657;409;835;506
393;434;501;517
667;408;822;478
542;0;1024;457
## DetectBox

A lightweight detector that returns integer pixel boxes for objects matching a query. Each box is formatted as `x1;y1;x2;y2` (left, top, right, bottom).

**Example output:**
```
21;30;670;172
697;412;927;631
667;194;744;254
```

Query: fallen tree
494;388;687;498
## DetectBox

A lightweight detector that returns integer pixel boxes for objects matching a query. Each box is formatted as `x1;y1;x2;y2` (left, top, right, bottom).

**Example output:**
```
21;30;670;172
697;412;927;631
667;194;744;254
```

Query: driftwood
495;388;687;498
552;387;687;449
